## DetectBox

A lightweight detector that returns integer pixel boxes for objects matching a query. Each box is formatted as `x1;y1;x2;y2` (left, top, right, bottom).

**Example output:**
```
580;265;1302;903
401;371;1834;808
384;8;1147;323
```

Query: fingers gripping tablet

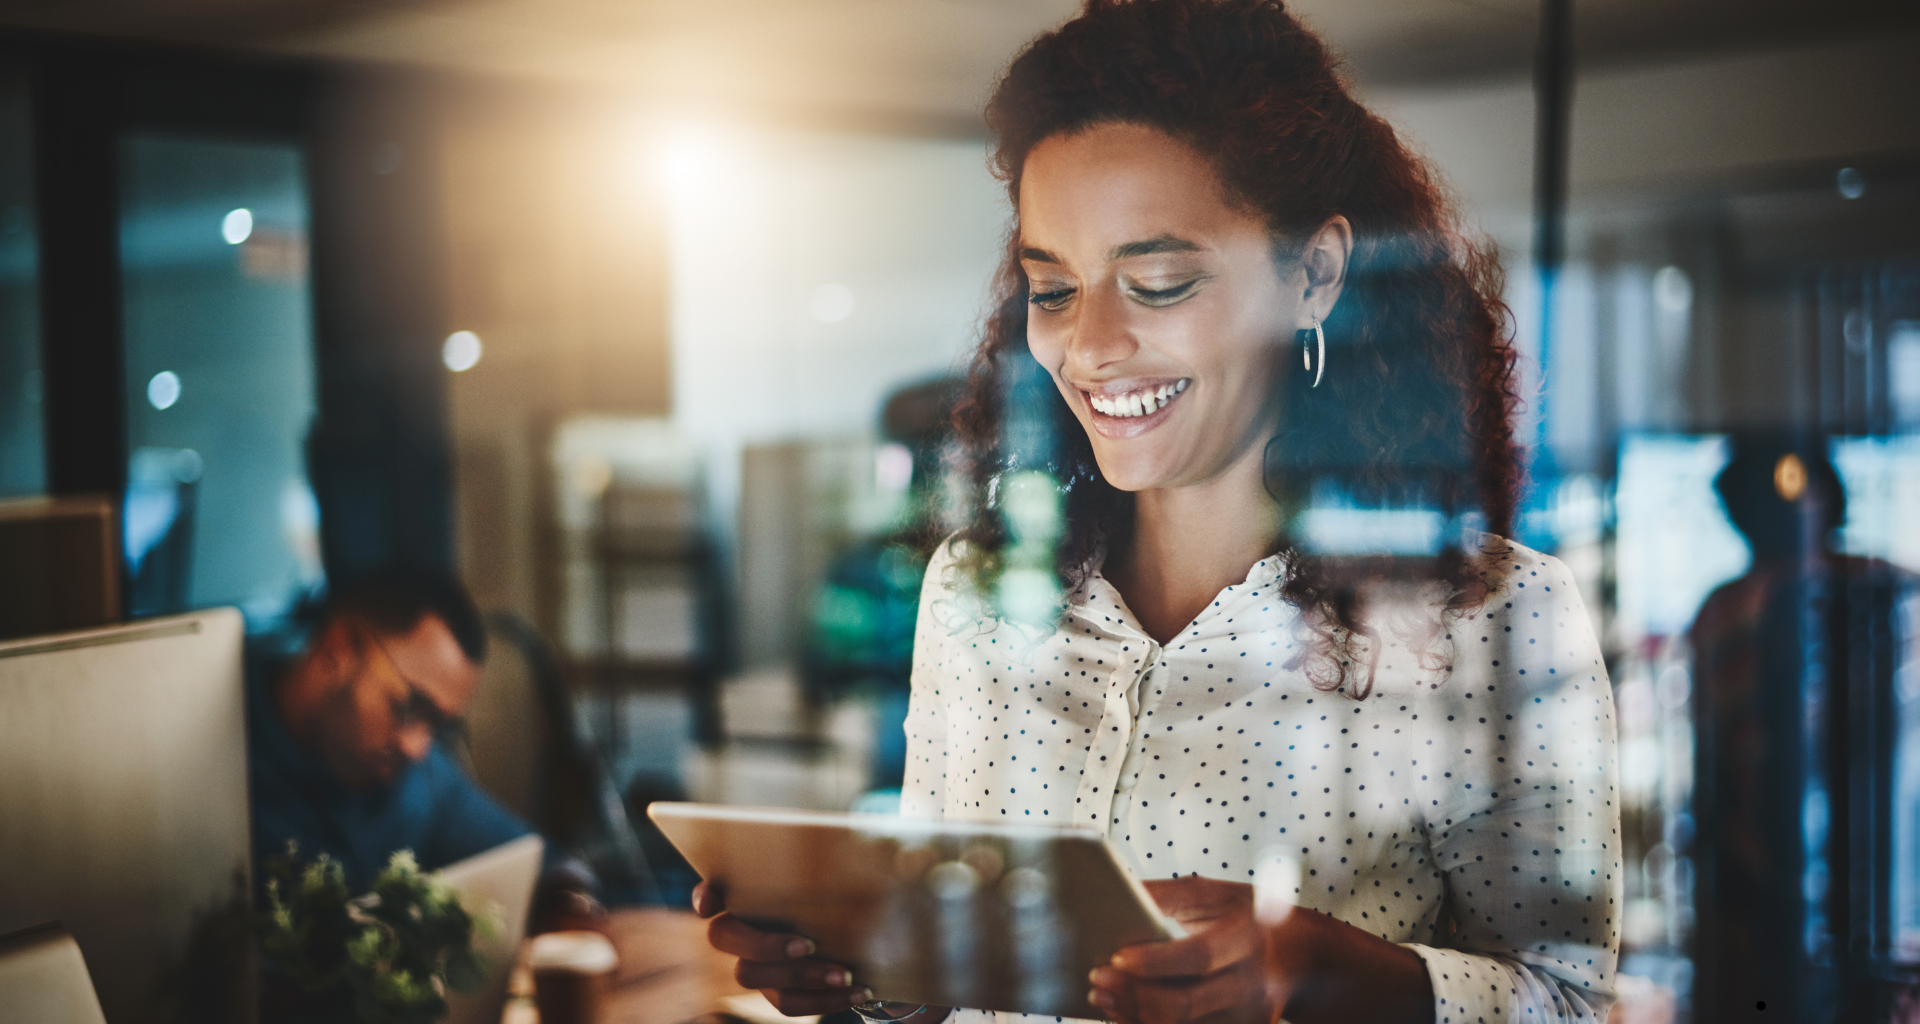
648;802;1181;1018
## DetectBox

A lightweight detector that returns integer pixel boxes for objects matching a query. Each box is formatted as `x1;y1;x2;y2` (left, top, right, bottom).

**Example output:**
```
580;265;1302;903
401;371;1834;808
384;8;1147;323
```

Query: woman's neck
1106;443;1284;644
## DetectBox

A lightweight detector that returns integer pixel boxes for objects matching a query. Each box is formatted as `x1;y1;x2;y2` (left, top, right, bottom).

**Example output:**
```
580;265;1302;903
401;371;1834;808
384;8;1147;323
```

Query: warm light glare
811;283;856;323
661;143;705;193
1774;453;1808;501
147;371;181;410
221;208;253;245
657;121;724;193
653;119;754;206
442;330;483;372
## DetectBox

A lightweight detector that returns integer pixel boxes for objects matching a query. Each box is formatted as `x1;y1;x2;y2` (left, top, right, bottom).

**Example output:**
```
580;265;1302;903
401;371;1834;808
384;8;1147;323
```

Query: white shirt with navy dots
902;535;1621;1024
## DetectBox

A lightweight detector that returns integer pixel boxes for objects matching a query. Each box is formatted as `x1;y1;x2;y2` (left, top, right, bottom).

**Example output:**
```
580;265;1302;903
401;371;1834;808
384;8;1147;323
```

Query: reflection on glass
124;446;203;615
1832;436;1920;570
1830;436;1920;974
0;66;43;499
1897;609;1920;963
119;134;321;621
1616;435;1752;640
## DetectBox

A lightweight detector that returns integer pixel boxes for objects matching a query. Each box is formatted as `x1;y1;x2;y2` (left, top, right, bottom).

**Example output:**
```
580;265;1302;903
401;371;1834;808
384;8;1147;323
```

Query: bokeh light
220;208;252;244
442;330;483;372
147;370;181;410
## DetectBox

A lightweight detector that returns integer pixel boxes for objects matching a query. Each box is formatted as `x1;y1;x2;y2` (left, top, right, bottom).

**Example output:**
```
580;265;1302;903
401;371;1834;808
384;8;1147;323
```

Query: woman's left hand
1088;876;1307;1024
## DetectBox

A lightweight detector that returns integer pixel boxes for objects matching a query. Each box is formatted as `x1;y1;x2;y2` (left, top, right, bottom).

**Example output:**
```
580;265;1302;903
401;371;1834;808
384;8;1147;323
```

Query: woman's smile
1079;377;1191;437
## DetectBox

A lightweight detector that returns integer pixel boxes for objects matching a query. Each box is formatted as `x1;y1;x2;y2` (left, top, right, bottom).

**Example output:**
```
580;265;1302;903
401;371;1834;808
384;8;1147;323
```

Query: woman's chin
1090;452;1179;493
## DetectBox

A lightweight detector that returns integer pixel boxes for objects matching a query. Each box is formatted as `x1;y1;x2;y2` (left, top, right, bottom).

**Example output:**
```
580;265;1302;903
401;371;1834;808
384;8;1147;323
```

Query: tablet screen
649;803;1178;1017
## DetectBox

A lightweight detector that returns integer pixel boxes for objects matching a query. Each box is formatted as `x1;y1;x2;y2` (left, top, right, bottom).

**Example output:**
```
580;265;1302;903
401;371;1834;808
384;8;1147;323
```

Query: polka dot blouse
902;536;1621;1024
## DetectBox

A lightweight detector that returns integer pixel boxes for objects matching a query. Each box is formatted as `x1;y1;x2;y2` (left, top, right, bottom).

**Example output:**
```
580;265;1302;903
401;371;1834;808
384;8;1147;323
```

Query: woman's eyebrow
1019;235;1204;265
1110;235;1202;260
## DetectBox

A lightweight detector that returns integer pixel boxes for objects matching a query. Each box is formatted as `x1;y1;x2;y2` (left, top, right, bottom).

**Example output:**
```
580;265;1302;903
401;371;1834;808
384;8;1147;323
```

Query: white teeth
1091;380;1190;418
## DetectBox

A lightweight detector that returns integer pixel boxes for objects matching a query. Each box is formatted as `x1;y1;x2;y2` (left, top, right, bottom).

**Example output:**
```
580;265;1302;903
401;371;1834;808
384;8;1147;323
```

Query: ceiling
2;0;1913;127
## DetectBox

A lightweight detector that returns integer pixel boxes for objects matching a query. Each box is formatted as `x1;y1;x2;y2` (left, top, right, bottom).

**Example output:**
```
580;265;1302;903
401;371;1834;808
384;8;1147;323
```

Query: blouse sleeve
1402;550;1623;1024
899;538;960;822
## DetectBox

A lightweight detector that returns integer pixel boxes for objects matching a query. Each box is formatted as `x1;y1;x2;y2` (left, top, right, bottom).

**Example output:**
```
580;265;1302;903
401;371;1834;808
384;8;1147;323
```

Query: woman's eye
1127;280;1199;307
1028;288;1075;311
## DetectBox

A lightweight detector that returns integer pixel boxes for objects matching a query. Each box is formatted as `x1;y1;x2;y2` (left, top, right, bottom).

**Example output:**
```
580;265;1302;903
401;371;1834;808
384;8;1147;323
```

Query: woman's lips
1081;378;1190;439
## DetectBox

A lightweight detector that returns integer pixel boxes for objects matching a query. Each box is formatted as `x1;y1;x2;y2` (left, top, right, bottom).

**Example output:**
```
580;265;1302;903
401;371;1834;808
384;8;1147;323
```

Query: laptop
0;923;109;1024
436;834;545;1024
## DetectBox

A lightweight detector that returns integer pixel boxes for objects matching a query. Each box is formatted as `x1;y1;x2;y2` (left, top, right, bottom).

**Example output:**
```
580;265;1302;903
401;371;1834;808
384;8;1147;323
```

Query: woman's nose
1064;285;1138;372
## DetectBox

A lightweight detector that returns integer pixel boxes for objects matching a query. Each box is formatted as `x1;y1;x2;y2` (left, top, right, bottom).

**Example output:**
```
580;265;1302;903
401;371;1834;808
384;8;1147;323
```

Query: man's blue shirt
246;663;532;891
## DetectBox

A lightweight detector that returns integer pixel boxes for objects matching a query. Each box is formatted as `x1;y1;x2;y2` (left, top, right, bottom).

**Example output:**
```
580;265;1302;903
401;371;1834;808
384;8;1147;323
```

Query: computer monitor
0;609;252;1024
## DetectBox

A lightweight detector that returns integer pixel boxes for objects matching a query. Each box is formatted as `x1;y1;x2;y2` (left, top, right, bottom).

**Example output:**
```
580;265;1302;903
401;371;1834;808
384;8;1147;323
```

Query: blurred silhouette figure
802;376;962;790
1691;433;1919;1024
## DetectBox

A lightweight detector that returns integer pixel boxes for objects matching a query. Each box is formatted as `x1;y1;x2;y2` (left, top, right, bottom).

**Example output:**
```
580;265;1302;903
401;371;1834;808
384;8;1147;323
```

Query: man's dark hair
1714;433;1846;559
320;569;488;665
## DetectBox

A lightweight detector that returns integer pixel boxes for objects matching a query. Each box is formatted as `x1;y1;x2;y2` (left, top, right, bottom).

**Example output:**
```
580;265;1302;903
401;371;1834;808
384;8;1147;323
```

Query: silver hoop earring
1301;317;1325;388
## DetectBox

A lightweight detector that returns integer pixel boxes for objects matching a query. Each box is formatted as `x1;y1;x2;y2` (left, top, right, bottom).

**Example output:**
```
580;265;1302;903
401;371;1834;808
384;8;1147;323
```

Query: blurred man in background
248;569;600;925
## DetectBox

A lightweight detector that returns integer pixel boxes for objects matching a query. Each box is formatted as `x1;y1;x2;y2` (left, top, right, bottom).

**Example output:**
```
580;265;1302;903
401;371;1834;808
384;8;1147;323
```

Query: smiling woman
957;6;1523;668
694;3;1619;1024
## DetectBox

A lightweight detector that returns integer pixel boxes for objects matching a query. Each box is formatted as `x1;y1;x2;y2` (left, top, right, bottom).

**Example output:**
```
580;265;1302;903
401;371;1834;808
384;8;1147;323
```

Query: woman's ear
1301;215;1352;325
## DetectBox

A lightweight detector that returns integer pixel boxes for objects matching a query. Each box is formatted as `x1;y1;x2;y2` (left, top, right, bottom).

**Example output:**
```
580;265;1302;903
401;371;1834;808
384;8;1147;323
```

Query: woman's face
1019;122;1309;493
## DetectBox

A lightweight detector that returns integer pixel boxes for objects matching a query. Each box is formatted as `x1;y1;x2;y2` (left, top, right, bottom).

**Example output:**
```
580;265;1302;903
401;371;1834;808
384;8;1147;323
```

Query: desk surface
504;908;756;1024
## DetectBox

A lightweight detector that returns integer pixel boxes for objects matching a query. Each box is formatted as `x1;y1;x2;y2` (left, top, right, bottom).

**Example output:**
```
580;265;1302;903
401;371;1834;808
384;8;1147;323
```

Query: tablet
647;802;1180;1018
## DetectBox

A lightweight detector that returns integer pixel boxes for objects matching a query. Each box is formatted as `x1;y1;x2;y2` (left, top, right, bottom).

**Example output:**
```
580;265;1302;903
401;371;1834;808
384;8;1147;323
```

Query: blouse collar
1071;548;1297;643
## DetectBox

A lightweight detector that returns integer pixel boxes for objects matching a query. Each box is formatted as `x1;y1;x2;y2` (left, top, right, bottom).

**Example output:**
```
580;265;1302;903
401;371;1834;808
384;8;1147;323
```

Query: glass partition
119;133;322;621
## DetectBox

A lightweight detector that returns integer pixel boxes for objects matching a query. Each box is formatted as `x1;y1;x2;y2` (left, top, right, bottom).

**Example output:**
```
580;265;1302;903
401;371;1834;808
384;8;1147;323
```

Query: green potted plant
258;846;491;1024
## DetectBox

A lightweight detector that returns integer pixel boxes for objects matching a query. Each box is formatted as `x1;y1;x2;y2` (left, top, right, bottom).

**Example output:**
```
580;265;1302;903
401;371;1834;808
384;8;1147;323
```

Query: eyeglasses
363;630;463;739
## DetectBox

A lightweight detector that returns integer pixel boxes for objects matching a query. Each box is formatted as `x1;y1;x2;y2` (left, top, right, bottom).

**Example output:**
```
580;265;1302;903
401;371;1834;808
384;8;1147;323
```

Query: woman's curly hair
950;0;1522;693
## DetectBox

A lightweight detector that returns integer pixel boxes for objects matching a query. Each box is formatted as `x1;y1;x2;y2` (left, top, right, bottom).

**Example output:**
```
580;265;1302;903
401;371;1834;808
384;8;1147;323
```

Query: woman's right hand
691;879;876;1016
